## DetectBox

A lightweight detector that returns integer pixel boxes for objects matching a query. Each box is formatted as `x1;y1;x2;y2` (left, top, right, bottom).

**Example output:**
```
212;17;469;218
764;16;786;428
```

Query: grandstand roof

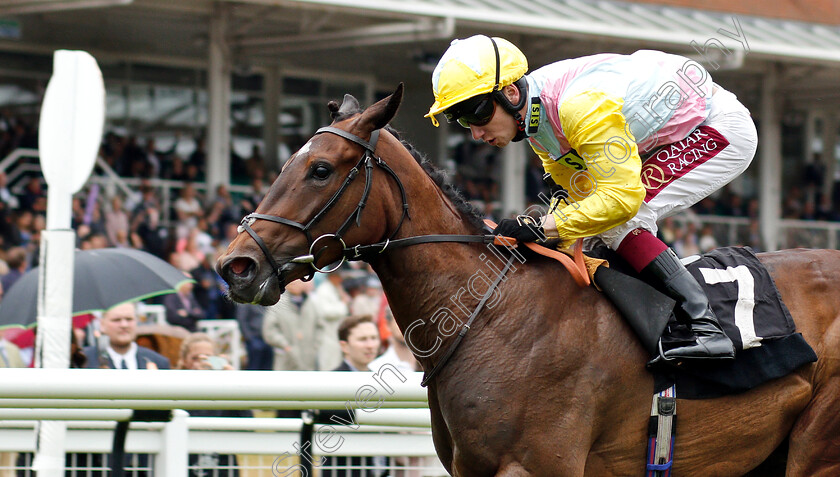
265;0;840;64
2;0;840;111
3;0;840;69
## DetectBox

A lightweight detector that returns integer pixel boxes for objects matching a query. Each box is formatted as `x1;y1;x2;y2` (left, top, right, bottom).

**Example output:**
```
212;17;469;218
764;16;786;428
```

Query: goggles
443;94;496;128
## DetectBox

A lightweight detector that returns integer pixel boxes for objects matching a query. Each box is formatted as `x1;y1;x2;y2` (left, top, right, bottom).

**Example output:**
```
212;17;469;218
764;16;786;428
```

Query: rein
236;124;586;386
237;125;516;279
421;252;517;386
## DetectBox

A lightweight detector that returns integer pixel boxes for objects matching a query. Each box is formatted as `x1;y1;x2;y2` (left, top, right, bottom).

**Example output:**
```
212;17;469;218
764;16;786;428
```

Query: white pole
0;398;430;410
156;410;188;477
32;421;66;476
36;229;75;369
822;114;838;210
501;142;527;217
206;3;232;194
759;63;782;252
31;229;73;476
35;49;104;477
263;66;280;170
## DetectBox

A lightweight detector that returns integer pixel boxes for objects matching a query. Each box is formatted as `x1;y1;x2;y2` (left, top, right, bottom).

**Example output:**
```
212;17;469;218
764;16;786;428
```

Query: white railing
671;214;840;251
1;421;446;475
5;146;840;252
93;156;140;203
137;303;167;325
0;369;445;476
779;218;840;250
0;147;39;177
0;368;427;403
671;215;752;247
84;172;254;224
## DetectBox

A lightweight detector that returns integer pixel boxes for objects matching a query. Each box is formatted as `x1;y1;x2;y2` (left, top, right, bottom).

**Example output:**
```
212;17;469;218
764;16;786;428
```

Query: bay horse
217;84;840;476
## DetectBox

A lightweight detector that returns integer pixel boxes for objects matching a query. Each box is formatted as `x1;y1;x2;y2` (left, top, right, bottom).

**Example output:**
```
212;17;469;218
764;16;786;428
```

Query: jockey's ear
359;83;403;133
502;84;520;105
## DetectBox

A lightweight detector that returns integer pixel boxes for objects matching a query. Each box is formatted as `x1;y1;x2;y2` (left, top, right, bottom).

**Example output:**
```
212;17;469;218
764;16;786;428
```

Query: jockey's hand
494;218;545;243
542;172;570;204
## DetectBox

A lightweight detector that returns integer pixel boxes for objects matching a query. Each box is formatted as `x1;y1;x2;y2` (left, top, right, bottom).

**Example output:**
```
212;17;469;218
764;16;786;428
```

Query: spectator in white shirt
82;302;170;369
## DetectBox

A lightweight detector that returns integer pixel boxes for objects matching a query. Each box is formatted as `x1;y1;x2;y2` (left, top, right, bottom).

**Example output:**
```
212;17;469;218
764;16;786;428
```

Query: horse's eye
312;164;332;180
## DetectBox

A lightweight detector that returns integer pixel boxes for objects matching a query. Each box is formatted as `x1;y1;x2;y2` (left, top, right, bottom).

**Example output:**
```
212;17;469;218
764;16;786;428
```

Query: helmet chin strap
511;112;528;142
492;76;529;142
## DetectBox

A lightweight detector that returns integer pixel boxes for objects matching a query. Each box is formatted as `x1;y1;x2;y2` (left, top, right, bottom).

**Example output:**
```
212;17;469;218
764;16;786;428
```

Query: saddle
587;245;817;399
486;218;816;398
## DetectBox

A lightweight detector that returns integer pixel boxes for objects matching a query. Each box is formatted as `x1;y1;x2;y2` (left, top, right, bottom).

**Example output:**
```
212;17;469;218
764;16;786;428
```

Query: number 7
697;266;762;349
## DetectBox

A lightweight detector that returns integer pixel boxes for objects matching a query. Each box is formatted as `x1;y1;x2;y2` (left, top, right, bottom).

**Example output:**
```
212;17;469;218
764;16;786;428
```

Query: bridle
237;125;501;280
238;126;406;278
236;124;517;387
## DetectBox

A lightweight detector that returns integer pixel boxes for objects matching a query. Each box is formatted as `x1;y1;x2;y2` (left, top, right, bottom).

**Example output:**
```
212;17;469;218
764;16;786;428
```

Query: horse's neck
368;175;511;369
373;213;483;298
374;248;493;369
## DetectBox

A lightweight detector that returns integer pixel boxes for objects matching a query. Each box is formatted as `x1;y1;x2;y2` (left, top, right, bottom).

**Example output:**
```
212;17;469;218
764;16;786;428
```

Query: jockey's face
467;84;521;148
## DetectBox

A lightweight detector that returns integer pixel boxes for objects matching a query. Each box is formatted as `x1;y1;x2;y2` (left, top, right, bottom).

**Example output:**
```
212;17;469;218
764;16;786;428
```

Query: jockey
425;35;758;362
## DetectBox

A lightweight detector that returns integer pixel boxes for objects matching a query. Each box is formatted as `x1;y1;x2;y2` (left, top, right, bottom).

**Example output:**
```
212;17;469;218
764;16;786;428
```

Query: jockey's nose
469;124;484;141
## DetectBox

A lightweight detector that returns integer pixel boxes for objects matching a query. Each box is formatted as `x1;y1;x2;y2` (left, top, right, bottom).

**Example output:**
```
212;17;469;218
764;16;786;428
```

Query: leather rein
237;125;515;277
236;125;594;383
237;125;524;386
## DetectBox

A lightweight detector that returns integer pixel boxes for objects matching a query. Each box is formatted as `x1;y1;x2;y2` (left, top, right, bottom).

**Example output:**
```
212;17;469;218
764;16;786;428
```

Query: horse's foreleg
427;391;455;475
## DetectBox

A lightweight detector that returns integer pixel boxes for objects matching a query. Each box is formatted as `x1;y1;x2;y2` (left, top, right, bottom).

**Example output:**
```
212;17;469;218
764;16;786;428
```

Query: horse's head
217;84;406;305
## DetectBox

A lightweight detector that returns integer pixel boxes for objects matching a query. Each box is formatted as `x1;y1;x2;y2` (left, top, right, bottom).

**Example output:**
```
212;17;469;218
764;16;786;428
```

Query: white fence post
156;410;188;477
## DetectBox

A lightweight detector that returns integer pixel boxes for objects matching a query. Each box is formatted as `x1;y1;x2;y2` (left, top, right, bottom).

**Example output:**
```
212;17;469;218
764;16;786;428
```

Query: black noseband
237;126;409;281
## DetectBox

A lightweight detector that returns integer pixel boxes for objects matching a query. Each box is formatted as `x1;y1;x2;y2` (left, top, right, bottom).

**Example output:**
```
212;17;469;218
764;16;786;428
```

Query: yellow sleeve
534;147;578;203
549;91;646;239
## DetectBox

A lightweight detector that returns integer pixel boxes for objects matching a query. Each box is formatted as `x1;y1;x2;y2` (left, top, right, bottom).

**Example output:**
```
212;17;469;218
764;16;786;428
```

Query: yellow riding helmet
425;35;528;127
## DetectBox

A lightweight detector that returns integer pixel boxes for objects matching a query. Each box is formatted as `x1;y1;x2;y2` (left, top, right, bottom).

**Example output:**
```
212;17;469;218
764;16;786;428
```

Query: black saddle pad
589;246;817;399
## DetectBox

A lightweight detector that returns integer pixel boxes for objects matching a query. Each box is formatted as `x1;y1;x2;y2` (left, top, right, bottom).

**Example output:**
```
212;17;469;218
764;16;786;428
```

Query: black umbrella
0;247;194;330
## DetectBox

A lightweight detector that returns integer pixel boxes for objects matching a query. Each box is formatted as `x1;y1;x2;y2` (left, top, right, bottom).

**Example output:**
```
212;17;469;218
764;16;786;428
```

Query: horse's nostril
228;257;255;277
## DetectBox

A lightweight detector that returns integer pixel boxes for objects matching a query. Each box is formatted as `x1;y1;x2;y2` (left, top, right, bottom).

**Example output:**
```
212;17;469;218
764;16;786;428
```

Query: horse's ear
337;94;361;117
360;83;403;132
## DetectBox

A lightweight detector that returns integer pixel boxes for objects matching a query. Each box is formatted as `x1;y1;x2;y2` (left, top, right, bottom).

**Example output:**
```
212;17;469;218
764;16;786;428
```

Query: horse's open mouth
218;254;285;306
223;267;284;306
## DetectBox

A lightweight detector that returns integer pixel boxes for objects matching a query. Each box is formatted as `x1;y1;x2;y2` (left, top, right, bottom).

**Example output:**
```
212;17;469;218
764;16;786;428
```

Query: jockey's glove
494;218;546;243
542;172;570;205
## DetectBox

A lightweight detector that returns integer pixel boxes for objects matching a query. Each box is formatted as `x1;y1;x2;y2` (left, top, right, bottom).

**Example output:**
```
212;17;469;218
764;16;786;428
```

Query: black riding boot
644;248;735;361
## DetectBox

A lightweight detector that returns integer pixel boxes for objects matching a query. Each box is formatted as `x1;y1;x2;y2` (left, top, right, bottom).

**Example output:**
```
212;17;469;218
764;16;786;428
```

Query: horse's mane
328;100;486;231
